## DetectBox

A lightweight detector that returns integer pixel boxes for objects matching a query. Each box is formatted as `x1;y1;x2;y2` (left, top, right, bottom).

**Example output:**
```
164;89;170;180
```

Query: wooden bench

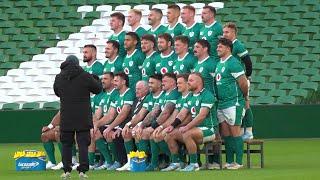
200;139;264;169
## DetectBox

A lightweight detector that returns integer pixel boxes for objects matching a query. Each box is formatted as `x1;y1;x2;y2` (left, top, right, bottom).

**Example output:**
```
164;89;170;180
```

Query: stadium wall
0;105;319;143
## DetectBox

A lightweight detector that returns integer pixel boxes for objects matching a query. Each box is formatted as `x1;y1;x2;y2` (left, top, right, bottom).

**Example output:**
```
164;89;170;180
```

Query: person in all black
53;55;102;179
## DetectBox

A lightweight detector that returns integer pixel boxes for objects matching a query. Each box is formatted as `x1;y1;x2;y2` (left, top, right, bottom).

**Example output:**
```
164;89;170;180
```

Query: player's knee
182;131;192;141
41;133;48;142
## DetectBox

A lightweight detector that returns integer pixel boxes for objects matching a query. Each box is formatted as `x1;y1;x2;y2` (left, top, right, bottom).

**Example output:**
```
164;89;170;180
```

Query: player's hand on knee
164;125;174;134
179;126;188;134
42;126;50;133
112;129;121;139
122;125;129;136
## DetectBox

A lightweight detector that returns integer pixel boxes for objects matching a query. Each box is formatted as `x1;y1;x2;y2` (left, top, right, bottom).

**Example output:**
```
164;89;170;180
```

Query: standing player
141;34;159;81
173;36;197;74
223;22;253;140
165;4;184;38
147;8;167;39
103;40;123;74
82;44;104;77
215;38;248;170
181;5;202;51
122;32;146;90
199;6;223;59
109;12;126;57
155;33;177;75
128;9;147;48
193;39;216;93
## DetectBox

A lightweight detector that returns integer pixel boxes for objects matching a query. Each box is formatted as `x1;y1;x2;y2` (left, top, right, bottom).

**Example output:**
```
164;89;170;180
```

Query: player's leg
94;126;113;170
242;80;254;140
102;128;121;170
142;127;158;171
134;126;150;154
117;127;135;171
162;129;184;171
41;128;57;169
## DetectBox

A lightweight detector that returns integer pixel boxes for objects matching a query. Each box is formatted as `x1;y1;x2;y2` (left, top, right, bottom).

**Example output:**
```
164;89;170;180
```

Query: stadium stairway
0;0;319;110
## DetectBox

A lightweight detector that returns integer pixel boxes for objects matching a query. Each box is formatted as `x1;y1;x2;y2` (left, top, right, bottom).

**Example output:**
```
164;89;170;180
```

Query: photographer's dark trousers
60;130;91;173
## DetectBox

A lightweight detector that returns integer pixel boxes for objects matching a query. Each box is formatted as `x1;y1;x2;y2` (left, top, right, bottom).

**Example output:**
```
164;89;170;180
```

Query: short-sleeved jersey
83;60;104;77
158;88;181;111
185;88;218;128
110;88;136;127
215;55;245;109
165;22;184;38
141;51;159;82
103;55;123;73
199;21;223;58
155;51;177;75
192;56;217;93
147;24;167;39
232;39;249;72
133;26;147;50
148;91;165;112
122;49;146;90
99;88;119;115
176;92;192;111
173;52;197;74
182;22;202;50
91;91;105;113
108;30;126;57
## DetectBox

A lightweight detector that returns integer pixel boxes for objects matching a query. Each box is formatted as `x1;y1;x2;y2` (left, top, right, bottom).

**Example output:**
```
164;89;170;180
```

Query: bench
200;139;264;169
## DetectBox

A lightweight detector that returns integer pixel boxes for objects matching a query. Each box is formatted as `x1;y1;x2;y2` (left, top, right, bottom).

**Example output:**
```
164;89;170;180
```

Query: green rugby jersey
133;26;147;50
185;88;218;128
232;39;249;73
99;88;119;115
173;52;197;74
83;60;104;77
141;51;159;81
215;55;245;109
176;92;192;111
147;24;167;39
103;55;123;73
91;91;105;113
158;88;181;111
165;22;184;38
122;49;146;90
182;22;202;50
147;91;165;112
199;21;223;58
108;30;126;57
155;51;177;75
192;56;217;93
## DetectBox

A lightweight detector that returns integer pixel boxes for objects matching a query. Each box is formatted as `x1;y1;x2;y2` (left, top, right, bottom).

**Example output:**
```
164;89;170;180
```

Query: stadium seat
290;75;309;83
291;47;309;56
261;55;279;63
251;48;268;57
241;28;258;36
313;61;320;69
33;0;49;7
261;41;278;49
292;19;310;27
310;75;320;83
291;62;310;70
303;12;319;20
0;62;19;70
22;102;40;110
269;76;287;83
281;26;299;35
279;82;298;91
255;96;274;105
10;13;26;21
276;96;296;104
253;7;269;14
283;13;300;20
250;90;265;98
263;14;280;21
301;54;319;63
268;89;286;98
42;101;60;109
2;103;20;110
280;69;299;77
29;12;45;20
300;82;318;91
259;69;277;78
282;41;299;48
261;27;279;35
312;47;320;54
270;20;289;27
258;83;276;91
289;89;309;98
270;48;289;56
271;34;288;42
303;40;319;48
252;21;269;28
51;0;67;7
292;34;310;41
301;68;319;76
242;15;259;22
270;62;288;70
281;55;299;64
272;6;289;14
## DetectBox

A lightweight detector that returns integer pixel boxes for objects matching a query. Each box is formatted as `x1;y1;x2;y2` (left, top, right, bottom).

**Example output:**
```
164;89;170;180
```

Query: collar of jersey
198;56;210;64
205;21;216;28
220;55;232;63
120;88;130;97
178;52;189;61
107;88;116;95
126;49;137;58
85;59;99;68
185;22;197;30
182;92;191;99
168;22;180;30
161;50;174;58
153;91;164;98
108;55;119;64
132;24;142;32
232;39;238;44
165;87;177;95
151;24;162;32
193;88;205;96
146;51;156;58
114;29;125;36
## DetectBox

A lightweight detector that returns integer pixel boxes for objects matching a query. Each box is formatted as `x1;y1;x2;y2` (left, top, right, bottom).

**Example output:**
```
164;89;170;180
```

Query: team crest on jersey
200;32;203;36
199;67;204;73
189;32;194;37
124;67;129;74
180;64;184;70
161;67;168;74
111;67;115;72
146;62;150;67
221;67;225;73
129;61;133;67
168;61;173;66
208;31;212;36
156;63;160;67
103;106;108;113
216;73;221;81
116;106;121;113
142;68;146;75
171;33;174;37
196;100;199;106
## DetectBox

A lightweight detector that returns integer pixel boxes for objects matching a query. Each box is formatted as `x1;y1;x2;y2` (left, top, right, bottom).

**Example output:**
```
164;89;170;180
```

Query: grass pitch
1;139;319;180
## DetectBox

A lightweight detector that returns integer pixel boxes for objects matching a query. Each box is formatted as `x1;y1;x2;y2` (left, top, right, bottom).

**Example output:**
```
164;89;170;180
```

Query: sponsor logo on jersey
142;68;146;75
208;31;212;36
189;32;194;37
180;64;184;70
199;67;204;73
161;67;168;74
124;67;129;74
116;106;121;113
129;61;133;67
196;100;199;106
191;106;196;114
146;62;150;67
216;73;221;81
168;61;173;66
221;67;225;73
111;67;115;72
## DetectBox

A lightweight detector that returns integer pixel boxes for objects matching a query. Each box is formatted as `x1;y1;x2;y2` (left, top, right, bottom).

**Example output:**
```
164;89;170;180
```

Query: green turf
1;139;320;180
